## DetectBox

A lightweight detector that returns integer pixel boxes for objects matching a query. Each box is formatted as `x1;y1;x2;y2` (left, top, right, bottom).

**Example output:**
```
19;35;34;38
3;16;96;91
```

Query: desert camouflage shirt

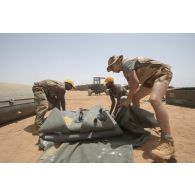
122;57;169;84
34;80;65;98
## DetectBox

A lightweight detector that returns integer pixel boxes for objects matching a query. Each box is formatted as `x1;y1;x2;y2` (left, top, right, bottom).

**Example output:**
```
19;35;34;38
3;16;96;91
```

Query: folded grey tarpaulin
115;106;159;134
38;138;133;163
114;106;159;148
39;105;123;142
38;105;159;163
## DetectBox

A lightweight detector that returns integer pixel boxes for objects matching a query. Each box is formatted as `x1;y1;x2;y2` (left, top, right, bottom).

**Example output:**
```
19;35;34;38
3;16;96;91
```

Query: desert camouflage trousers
33;86;49;129
32;86;60;129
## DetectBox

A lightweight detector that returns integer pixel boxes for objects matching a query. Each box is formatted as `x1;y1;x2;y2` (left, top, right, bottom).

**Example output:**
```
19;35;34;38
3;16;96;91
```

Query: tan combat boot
151;138;175;161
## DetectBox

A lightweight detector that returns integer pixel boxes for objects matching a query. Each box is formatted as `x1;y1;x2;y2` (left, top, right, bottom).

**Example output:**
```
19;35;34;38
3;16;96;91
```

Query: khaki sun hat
65;80;76;89
107;55;123;72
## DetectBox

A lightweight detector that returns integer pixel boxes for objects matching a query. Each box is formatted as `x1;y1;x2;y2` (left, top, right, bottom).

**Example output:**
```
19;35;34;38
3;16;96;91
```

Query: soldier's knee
37;101;49;114
149;96;162;108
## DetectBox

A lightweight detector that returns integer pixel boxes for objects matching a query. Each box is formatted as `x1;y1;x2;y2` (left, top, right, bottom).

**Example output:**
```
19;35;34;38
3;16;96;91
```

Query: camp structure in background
166;87;195;108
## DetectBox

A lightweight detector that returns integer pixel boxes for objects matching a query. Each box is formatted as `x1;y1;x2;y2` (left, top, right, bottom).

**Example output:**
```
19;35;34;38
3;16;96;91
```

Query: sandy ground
0;91;195;163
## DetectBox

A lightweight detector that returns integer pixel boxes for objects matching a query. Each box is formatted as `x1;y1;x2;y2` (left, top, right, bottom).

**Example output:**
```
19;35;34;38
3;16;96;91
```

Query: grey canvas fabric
115;106;159;148
39;105;123;142
38;139;133;163
38;105;159;163
115;106;159;130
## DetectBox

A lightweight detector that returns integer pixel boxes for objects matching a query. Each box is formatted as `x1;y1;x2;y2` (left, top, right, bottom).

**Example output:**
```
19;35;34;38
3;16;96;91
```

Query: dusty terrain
0;91;195;163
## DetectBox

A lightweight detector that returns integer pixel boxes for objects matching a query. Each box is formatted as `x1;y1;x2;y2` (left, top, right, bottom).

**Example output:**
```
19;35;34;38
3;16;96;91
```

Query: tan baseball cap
107;55;123;72
65;80;76;89
104;77;114;84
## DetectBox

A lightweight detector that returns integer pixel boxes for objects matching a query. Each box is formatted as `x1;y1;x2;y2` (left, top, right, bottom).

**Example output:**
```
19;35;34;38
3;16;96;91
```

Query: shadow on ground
24;124;35;134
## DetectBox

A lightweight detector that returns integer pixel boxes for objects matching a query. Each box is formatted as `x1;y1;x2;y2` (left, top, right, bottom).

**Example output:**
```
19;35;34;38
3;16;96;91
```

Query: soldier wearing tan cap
104;77;127;116
107;55;175;161
32;79;76;135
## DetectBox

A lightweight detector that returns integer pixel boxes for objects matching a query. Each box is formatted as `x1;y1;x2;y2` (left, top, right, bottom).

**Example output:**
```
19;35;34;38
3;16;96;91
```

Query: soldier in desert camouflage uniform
32;79;75;135
104;77;128;116
107;55;174;161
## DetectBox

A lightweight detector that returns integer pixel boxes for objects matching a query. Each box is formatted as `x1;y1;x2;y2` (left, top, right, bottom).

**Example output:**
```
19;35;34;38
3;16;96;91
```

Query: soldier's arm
113;88;123;115
57;88;66;111
125;70;139;104
113;97;121;116
59;94;65;111
113;86;122;115
109;94;115;114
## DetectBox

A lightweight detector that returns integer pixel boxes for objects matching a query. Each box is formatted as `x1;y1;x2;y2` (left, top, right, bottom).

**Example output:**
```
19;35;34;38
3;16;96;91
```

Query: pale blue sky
0;33;195;87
